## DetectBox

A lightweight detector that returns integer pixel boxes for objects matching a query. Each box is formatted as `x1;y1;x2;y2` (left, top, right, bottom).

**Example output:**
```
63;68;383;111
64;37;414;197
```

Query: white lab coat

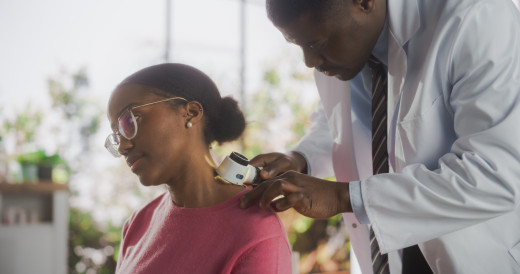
292;0;520;273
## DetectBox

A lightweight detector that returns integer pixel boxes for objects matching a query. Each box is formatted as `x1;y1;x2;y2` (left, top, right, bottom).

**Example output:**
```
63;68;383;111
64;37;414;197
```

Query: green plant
16;150;66;182
1;104;43;154
68;208;118;274
17;150;64;167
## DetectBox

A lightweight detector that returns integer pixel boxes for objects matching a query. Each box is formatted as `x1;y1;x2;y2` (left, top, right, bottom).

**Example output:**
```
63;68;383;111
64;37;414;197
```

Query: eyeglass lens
119;110;137;139
105;134;121;157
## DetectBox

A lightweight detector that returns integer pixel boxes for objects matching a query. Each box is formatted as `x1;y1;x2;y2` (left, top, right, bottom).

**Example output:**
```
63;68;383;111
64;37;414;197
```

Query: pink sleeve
231;236;292;274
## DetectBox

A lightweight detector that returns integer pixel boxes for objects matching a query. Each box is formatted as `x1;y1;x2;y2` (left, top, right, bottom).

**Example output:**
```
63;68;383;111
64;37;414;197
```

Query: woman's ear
184;101;204;127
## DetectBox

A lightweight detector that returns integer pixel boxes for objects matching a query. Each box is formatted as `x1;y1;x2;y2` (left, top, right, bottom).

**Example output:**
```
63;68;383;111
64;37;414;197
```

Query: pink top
116;188;292;274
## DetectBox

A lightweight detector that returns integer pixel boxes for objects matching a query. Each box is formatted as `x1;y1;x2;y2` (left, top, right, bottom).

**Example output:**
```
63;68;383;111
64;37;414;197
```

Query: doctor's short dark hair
266;0;345;27
119;63;246;146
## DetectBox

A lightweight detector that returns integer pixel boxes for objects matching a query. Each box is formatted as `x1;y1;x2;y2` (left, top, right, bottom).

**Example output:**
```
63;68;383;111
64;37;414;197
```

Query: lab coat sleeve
290;100;336;179
364;2;520;253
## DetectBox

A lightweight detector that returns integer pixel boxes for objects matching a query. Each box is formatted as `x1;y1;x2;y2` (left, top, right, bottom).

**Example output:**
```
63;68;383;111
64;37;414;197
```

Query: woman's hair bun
209;96;246;144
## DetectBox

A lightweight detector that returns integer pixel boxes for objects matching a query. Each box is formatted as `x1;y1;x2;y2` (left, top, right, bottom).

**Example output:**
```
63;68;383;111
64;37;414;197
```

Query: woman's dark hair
266;0;344;27
118;63;246;146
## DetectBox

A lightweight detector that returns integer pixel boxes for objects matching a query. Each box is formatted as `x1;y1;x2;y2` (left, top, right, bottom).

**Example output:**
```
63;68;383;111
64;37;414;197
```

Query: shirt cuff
290;150;311;175
350;180;370;224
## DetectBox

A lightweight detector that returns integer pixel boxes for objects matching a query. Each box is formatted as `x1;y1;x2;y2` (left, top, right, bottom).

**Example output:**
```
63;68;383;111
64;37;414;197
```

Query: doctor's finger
240;179;273;208
258;178;302;209
257;158;295;179
250;153;281;167
250;153;287;172
272;192;305;212
263;159;295;179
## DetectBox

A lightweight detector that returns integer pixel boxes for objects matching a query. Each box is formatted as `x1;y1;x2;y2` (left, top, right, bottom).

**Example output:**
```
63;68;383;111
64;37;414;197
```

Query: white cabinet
0;183;68;274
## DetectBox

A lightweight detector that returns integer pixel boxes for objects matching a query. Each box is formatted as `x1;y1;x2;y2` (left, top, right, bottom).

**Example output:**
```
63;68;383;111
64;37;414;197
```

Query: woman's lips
130;157;143;172
126;155;144;172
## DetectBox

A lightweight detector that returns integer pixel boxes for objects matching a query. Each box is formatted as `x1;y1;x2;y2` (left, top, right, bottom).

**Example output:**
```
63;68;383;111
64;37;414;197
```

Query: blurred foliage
48;67;90;119
47;67;103;157
68;208;118;274
45;68;117;273
0;67;99;182
241;66;317;159
1;103;43;154
293;214;350;273
240;58;351;273
47;69;118;273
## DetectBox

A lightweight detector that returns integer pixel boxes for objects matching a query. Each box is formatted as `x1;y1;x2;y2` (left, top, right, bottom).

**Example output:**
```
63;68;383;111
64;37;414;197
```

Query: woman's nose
118;135;134;156
302;48;324;68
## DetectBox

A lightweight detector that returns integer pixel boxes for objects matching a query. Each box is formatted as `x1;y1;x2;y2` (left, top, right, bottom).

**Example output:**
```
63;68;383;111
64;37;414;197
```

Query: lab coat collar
388;0;421;47
386;0;421;171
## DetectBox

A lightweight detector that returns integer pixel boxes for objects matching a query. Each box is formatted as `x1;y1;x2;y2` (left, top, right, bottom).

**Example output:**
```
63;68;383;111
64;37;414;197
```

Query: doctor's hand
249;152;308;180
240;171;352;219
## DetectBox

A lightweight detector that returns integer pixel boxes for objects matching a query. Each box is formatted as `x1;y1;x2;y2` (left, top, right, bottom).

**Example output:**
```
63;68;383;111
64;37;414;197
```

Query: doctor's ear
183;101;204;127
354;0;376;12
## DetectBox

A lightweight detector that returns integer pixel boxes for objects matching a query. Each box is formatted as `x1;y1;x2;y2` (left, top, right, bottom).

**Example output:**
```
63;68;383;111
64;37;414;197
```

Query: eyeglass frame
105;96;189;158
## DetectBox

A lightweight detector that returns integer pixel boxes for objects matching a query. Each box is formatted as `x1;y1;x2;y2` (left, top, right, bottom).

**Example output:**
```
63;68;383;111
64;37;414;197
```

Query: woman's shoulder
228;189;287;237
228;189;292;272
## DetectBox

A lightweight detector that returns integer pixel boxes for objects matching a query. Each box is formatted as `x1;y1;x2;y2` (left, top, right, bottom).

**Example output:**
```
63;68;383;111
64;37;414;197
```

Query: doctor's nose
302;48;324;69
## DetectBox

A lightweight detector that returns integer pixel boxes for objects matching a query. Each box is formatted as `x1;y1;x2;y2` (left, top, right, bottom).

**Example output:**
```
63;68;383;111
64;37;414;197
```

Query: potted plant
17;150;64;183
38;153;63;181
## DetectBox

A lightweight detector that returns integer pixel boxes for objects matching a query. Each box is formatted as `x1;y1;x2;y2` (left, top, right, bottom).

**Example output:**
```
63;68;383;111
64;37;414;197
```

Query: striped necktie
367;55;390;274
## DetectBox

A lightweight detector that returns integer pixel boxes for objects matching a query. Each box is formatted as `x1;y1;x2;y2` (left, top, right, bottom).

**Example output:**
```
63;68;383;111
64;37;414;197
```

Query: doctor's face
276;5;385;81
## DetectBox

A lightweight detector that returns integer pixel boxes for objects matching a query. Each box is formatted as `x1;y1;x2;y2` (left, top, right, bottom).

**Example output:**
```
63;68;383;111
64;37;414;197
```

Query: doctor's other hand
240;171;352;219
249;151;308;180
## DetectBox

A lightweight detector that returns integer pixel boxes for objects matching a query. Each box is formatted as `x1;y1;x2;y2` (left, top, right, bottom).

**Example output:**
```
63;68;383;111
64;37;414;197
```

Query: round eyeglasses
105;97;189;157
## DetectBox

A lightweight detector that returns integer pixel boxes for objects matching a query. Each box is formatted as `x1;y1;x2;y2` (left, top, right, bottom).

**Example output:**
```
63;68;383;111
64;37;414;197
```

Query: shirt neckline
167;187;249;214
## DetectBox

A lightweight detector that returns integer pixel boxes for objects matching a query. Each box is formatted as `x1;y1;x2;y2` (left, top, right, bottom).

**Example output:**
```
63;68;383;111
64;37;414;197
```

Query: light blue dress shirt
349;20;390;224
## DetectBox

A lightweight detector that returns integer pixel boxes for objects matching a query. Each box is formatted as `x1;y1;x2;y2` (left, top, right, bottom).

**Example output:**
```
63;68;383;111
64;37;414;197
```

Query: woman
105;63;292;273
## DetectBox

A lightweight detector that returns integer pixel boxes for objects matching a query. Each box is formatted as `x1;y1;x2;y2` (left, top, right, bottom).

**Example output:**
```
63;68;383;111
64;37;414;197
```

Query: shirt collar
371;18;389;69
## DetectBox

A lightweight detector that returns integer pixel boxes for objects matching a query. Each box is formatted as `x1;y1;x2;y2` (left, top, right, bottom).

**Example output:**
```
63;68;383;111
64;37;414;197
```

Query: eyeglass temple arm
132;97;189;110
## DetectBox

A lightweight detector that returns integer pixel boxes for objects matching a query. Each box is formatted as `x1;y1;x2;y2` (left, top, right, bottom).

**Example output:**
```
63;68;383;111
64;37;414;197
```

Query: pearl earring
186;121;192;128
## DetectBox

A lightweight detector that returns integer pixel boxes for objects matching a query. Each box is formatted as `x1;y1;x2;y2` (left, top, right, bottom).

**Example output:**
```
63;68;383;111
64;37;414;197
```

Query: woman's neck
166;152;245;208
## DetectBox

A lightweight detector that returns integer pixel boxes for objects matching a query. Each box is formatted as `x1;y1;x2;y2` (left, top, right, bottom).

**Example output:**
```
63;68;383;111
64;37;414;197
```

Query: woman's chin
136;174;153;186
138;175;164;187
139;180;153;186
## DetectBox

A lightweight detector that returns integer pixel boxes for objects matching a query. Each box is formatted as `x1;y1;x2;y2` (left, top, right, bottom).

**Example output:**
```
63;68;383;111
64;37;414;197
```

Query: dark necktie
368;55;390;274
367;56;433;274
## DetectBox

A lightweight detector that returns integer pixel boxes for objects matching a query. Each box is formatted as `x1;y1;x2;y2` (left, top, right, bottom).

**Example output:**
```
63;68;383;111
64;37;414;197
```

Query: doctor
241;0;520;273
